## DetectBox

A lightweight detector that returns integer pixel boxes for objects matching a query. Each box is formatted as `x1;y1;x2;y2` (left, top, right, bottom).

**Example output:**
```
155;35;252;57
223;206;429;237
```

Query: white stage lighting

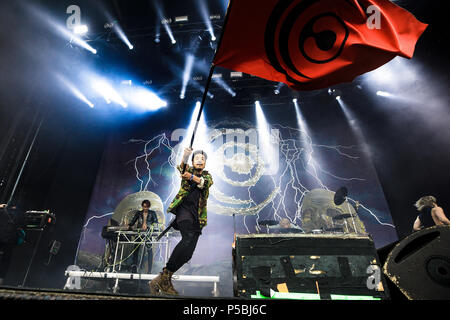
92;78;127;108
199;0;216;44
293;98;310;140
73;25;88;35
119;84;167;111
376;91;393;97
255;101;279;175
57;74;94;108
180;54;195;102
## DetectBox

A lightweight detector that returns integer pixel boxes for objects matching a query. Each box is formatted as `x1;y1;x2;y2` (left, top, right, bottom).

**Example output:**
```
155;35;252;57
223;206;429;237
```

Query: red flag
213;0;427;90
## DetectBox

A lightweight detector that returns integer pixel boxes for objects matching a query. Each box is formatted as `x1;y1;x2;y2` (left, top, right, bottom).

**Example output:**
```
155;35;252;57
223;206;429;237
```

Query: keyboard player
128;199;159;274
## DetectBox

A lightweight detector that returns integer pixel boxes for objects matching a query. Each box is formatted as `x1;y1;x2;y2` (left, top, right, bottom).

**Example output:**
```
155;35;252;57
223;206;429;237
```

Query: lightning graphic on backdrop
126;117;395;237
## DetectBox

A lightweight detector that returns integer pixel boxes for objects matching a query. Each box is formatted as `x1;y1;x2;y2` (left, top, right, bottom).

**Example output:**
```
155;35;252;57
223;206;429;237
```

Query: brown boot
148;271;162;295
164;269;179;295
149;268;178;296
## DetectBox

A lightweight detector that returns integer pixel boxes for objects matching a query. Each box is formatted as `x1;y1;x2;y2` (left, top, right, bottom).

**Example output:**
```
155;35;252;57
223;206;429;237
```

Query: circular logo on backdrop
264;0;351;85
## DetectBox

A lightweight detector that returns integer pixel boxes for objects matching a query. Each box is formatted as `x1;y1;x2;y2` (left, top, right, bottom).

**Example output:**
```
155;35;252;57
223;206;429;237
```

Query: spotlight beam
153;0;176;44
113;23;134;50
56;74;94;108
198;0;216;41
23;3;97;54
195;61;235;96
180;54;195;99
255;101;278;175
293;99;309;136
376;91;393;97
91;78;127;108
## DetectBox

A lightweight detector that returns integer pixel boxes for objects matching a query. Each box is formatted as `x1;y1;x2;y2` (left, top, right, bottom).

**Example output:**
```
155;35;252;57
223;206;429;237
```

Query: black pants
166;220;200;273
132;244;153;273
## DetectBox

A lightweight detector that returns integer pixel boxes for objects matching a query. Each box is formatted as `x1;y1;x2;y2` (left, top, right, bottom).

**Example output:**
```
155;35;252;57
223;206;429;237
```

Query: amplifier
232;233;389;300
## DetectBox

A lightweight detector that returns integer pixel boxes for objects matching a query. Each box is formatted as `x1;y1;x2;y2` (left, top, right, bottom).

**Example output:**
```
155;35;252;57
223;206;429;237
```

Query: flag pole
182;0;235;173
157;0;236;241
182;64;215;174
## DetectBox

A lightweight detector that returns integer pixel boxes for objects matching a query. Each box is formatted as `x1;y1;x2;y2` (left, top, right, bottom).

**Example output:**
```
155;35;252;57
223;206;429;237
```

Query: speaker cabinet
383;225;450;300
232;233;389;300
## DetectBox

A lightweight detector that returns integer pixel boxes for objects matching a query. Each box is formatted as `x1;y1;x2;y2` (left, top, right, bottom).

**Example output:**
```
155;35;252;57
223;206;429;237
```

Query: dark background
0;0;448;290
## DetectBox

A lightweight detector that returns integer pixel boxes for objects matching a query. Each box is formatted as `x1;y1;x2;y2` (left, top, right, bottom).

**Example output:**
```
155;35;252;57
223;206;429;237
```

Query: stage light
293;98;311;145
195;60;236;97
336;97;372;159
23;3;98;54
153;0;176;45
56;74;94;108
110;19;134;50
213;76;236;96
92;78;128;108
73;25;88;35
274;82;284;95
154;21;161;44
180;54;195;102
328;88;342;100
363;57;418;92
376;91;393;97
119;84;167;111
198;0;216;44
67;30;97;54
255;101;278;175
70;35;97;54
175;16;189;22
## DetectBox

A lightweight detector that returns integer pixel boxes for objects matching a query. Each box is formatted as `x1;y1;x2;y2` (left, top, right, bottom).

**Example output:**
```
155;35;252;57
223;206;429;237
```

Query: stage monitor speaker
383;225;450;300
233;233;389;300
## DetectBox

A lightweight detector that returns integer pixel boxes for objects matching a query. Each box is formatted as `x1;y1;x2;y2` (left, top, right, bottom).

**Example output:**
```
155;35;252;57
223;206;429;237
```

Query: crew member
413;196;450;231
149;147;213;295
128;200;158;273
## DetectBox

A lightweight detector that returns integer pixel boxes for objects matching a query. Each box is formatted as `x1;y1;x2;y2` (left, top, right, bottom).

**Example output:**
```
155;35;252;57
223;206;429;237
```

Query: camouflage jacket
167;163;213;228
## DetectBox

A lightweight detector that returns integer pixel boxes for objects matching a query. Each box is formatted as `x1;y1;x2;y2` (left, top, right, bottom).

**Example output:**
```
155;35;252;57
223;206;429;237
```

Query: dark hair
141;200;151;207
192;150;207;162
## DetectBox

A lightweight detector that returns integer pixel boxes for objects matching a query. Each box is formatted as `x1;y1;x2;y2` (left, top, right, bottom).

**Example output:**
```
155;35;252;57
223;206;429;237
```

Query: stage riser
233;234;389;300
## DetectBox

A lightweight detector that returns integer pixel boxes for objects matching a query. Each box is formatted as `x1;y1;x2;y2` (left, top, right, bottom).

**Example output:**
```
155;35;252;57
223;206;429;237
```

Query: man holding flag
149;147;213;295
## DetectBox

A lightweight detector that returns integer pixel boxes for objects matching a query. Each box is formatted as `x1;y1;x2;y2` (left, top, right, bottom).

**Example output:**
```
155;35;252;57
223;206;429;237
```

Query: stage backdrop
75;100;398;296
